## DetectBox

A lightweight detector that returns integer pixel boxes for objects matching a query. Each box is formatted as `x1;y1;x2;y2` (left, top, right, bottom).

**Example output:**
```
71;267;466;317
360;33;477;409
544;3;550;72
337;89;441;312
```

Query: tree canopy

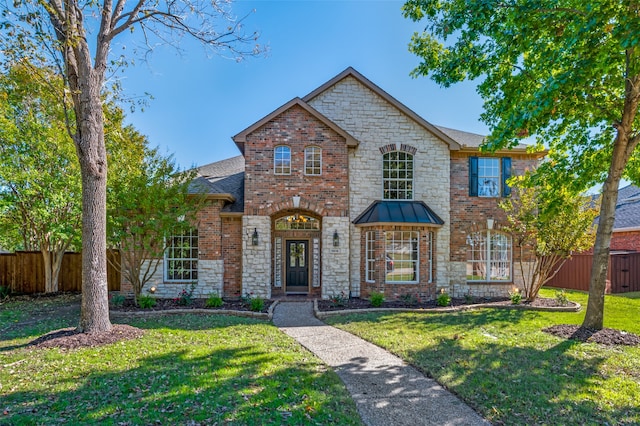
404;0;639;329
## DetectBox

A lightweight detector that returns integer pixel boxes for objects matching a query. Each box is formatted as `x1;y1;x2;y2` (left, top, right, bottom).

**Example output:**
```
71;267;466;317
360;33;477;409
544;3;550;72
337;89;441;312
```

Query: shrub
370;291;385;307
464;292;474;304
0;285;10;300
205;294;223;308
329;291;348;307
555;289;569;306
509;288;522;305
174;283;196;306
109;293;126;308
436;289;451;307
138;295;156;309
250;297;265;312
399;293;419;305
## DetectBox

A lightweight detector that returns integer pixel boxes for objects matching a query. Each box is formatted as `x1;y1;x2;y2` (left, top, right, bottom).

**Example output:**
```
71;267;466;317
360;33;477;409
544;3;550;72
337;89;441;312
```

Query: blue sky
121;0;486;170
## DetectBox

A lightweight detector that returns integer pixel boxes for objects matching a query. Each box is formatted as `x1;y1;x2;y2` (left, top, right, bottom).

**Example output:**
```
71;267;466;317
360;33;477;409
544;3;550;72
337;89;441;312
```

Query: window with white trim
385;231;419;283
304;146;322;175
383;151;413;200
427;231;434;283
274;146;291;175
165;228;198;281
366;231;375;282
466;230;512;281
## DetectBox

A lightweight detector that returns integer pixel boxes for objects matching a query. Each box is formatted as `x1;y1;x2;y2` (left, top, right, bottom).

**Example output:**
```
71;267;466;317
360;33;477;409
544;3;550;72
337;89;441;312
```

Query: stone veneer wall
242;215;272;299
308;76;451;297
321;216;351;298
139;259;224;298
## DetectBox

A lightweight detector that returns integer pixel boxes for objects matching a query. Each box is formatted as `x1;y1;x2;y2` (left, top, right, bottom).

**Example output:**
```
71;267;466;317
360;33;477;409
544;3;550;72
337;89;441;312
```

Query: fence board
0;251;120;294
610;253;640;293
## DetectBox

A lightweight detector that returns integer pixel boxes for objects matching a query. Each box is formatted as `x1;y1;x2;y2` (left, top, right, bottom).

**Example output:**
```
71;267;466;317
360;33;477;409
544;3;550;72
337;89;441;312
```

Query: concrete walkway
272;301;489;426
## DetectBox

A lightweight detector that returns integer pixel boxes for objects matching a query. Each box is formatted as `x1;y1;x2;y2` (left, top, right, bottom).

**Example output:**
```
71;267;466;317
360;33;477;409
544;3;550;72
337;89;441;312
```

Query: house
137;68;543;301
609;184;640;252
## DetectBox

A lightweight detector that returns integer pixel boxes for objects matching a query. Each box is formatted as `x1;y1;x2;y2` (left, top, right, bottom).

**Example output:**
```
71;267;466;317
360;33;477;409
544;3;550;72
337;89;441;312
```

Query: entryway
285;240;309;294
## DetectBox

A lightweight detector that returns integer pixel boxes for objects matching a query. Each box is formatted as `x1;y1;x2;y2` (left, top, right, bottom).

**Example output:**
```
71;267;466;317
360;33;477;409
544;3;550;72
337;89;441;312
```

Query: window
165;228;198;281
427;231;434;283
304;146;322;175
366;231;375;282
275;214;320;230
385;231;419;283
466;230;511;281
274;146;291;175
383;151;413;200
469;157;512;197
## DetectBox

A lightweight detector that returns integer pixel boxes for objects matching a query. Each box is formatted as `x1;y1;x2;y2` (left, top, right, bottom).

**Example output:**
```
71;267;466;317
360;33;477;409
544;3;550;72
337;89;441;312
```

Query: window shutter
501;157;512;197
469;157;478;197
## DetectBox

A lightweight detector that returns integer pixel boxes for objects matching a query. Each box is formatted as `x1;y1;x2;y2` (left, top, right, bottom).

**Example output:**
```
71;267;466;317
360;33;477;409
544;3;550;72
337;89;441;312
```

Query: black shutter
469;157;478;197
501;157;512;197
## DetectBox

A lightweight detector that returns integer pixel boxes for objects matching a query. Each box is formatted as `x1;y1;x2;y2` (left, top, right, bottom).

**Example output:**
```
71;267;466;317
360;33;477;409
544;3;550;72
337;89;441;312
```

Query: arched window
275;214;320;230
304;146;322;175
466;230;511;281
274;146;291;175
383;151;413;200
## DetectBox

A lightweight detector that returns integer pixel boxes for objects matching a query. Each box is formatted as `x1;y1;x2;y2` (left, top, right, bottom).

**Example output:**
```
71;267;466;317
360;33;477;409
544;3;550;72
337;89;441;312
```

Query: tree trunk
76;74;112;333
42;249;55;293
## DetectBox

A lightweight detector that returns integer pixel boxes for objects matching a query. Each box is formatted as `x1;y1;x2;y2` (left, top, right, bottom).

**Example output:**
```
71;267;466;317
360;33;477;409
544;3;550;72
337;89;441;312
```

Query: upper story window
466;230;511;282
165;228;198;282
274;146;291;175
469;157;512;197
383;151;413;200
304;146;322;175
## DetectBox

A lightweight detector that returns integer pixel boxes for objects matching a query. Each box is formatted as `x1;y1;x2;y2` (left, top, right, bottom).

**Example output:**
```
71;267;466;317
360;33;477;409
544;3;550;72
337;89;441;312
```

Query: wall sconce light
252;228;259;246
333;230;340;247
149;286;156;294
487;218;494;230
292;195;301;208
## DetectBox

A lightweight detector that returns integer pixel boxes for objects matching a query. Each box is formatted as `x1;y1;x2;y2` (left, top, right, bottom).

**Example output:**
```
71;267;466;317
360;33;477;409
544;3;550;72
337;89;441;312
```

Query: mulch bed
543;324;640;346
29;325;145;350
111;297;273;313
316;296;564;311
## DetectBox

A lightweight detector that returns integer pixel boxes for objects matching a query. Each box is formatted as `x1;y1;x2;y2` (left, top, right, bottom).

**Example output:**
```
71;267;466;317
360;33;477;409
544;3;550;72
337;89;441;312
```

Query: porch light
333;230;340;247
149;286;156;294
252;228;259;246
487;218;494;230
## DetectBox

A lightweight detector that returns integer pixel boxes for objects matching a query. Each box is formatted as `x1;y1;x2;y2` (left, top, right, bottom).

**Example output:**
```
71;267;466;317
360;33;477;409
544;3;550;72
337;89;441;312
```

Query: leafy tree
0;63;81;293
107;146;203;306
500;175;597;301
0;1;260;332
404;0;640;329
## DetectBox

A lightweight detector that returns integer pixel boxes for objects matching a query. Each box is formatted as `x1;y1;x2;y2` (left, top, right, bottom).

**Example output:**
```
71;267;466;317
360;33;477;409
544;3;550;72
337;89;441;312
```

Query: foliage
509;288;522;305
436;289;451;307
108;293;126;308
500;176;597;301
137;295;156;309
174;283;196;306
205;294;224;308
107;146;204;305
0;0;262;333
369;291;385;307
327;288;640;425
403;0;640;331
400;293;420;305
555;289;569;307
241;292;265;312
329;291;349;308
0;296;362;425
463;292;474;304
0;285;10;300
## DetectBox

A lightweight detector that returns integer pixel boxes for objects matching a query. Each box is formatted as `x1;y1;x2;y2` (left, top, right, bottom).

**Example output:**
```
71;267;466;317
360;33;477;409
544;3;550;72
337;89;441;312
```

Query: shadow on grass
406;332;639;425
2;340;361;425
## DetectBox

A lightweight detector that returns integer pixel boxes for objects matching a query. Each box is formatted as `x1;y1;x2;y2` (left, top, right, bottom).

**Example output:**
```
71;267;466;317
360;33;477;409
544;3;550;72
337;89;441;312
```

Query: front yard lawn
325;288;640;425
0;296;362;425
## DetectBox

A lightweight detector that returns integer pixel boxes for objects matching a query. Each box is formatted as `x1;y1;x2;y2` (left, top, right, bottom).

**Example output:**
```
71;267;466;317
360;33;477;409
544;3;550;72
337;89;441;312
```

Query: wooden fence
545;252;640;294
0;251;120;294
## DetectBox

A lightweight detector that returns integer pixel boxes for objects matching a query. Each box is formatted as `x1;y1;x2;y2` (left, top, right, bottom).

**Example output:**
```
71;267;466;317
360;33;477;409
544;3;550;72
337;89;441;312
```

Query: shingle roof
614;184;640;230
191;156;245;213
435;125;531;151
353;201;444;226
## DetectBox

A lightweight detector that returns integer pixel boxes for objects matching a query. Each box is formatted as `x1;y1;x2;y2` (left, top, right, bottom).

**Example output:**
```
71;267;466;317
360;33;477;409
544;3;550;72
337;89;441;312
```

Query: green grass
0;297;362;425
326;288;640;425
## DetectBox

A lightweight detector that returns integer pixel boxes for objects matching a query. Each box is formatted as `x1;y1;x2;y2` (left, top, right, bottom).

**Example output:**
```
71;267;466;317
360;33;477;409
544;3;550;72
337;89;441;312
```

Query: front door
286;240;309;293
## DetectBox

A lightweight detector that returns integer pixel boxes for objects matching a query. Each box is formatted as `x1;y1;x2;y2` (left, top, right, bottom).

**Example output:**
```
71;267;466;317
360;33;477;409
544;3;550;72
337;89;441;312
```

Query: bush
109;293;126;308
399;293;419;305
370;291;385;307
138;295;156;309
555;289;569;306
205;294;224;308
0;285;10;300
174;283;196;306
436;289;451;307
509;288;522;305
329;291;348;307
250;297;264;312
